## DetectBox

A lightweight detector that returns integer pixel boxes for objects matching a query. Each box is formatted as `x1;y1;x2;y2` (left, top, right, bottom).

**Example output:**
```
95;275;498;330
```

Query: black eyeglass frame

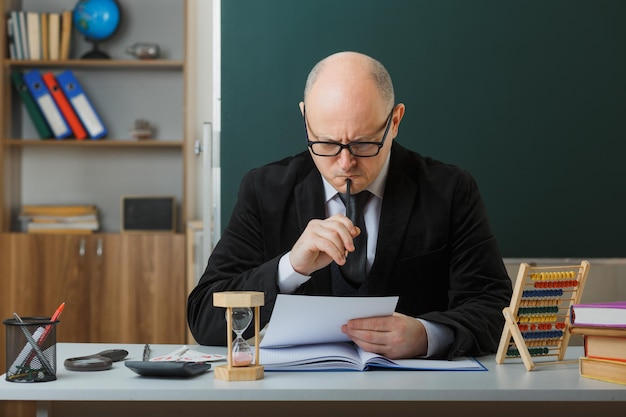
303;106;395;157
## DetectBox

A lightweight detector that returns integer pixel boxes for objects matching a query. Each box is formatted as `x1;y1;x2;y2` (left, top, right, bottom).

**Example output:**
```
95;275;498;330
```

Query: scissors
64;349;128;371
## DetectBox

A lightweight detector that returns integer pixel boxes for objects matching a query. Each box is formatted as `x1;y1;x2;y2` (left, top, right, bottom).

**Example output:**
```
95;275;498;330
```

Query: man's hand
341;312;428;359
289;214;360;276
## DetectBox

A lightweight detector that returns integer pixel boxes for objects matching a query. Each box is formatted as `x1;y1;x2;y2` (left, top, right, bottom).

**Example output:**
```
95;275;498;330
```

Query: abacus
496;260;590;371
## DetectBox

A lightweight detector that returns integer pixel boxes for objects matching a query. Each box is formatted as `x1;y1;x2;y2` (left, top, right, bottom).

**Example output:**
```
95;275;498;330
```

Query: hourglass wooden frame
213;291;265;381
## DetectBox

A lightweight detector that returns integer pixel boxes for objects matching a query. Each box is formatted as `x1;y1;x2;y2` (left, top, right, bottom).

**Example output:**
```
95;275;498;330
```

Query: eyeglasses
304;106;394;157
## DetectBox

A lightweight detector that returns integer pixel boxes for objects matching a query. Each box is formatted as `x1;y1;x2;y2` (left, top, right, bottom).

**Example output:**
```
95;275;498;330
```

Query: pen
50;302;65;323
345;178;352;219
344;178;353;260
12;312;55;377
24;302;65;366
143;344;151;361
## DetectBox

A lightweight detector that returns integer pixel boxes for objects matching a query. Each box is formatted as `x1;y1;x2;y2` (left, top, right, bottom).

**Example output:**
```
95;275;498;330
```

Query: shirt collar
322;153;390;202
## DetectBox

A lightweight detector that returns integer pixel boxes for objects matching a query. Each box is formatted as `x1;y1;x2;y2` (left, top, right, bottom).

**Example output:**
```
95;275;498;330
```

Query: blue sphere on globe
73;0;121;42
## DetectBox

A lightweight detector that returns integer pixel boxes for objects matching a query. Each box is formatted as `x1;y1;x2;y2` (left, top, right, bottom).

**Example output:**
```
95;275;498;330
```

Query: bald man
188;51;512;359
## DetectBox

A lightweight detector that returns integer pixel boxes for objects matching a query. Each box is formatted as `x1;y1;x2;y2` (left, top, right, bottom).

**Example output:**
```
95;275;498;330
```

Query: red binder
42;72;88;140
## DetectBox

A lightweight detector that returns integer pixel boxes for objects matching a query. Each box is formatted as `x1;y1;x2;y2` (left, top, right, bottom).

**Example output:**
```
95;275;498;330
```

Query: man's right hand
288;214;361;276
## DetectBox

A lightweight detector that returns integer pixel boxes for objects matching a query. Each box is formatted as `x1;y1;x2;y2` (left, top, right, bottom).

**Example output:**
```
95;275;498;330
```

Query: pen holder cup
4;317;58;382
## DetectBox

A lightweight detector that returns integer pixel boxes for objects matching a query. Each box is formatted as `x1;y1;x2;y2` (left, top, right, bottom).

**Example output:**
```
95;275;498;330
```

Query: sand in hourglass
232;352;253;367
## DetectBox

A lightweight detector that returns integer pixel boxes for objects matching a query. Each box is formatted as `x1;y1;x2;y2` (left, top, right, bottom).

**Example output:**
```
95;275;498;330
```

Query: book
7;13;17;59
20;204;97;217
571;301;626;328
9;11;24;60
23;69;71;139
56;70;107;139
11;71;53;139
21;203;99;233
570;325;626;337
259;341;486;372
21;214;99;232
18;11;29;60
583;334;626;362
48;13;60;60
27;221;98;232
42;72;88;140
579;356;626;386
41;13;49;60
22;214;98;224
26;227;95;234
60;10;72;60
26;12;40;60
256;294;485;371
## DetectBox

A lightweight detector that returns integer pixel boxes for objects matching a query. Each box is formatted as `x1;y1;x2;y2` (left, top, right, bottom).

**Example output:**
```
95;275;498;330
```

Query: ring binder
23;69;71;139
55;70;107;139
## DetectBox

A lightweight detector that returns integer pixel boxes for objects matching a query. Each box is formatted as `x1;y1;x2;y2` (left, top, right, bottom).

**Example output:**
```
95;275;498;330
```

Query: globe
73;0;122;59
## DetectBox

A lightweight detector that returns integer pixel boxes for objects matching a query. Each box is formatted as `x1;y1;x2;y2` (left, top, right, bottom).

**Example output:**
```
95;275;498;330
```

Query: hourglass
231;307;254;366
213;291;265;381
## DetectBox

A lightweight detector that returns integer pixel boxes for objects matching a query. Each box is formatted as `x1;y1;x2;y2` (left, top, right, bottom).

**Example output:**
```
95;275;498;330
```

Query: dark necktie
339;190;371;286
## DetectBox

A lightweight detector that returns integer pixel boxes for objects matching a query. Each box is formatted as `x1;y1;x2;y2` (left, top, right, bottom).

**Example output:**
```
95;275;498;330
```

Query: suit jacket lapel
369;145;419;294
295;169;326;229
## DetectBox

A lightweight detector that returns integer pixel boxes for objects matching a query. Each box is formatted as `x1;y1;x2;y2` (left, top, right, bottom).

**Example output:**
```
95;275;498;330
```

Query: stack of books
570;301;626;385
20;205;100;234
6;10;73;61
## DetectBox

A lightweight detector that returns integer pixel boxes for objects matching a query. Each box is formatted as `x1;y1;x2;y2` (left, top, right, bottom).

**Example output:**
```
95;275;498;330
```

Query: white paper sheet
259;294;399;348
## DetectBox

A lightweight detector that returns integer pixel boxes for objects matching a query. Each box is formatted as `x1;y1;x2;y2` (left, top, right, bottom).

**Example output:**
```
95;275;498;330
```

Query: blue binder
55;70;107;139
23;69;71;139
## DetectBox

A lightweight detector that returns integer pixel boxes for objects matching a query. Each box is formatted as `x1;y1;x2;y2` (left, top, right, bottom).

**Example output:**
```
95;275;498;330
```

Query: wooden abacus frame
496;260;590;371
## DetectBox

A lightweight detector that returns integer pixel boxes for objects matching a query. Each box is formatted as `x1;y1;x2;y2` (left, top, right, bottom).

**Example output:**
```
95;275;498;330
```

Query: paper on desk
150;346;225;362
259;294;399;348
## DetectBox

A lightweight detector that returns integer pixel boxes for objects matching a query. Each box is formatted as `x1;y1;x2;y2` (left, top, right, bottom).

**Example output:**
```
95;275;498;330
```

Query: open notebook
258;295;486;372
260;341;486;372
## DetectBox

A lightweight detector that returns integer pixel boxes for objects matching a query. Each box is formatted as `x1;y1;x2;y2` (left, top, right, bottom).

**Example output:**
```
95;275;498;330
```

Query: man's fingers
289;215;361;274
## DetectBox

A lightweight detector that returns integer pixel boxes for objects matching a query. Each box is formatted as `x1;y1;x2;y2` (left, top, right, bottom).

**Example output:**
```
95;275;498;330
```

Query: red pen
24;302;65;366
48;302;65;327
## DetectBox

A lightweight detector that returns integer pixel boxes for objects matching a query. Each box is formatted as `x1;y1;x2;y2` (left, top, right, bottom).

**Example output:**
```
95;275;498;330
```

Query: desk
2;343;626;417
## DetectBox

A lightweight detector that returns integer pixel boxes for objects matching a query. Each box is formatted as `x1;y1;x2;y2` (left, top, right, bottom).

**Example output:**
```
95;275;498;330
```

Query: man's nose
337;146;356;169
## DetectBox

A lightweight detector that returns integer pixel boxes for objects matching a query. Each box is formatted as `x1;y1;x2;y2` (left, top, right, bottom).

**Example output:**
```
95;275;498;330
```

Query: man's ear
391;103;406;138
299;101;305;116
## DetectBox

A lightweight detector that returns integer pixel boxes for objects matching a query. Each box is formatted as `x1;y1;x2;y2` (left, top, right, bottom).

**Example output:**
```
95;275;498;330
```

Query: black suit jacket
187;142;512;358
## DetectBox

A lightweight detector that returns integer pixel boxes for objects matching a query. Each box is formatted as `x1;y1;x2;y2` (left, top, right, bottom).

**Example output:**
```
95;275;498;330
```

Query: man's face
303;103;399;195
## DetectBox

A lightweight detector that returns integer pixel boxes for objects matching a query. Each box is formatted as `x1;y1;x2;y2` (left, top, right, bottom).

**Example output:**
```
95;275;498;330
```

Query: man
188;51;512;359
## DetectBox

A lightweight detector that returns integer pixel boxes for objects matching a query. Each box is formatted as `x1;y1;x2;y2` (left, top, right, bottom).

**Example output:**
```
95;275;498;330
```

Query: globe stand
74;0;122;60
81;41;111;59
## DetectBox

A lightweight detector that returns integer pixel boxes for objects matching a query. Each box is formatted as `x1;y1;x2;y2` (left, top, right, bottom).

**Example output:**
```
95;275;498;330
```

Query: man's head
300;51;405;194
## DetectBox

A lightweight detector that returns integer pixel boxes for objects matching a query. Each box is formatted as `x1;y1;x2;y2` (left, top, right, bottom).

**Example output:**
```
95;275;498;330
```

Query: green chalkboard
222;0;626;258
